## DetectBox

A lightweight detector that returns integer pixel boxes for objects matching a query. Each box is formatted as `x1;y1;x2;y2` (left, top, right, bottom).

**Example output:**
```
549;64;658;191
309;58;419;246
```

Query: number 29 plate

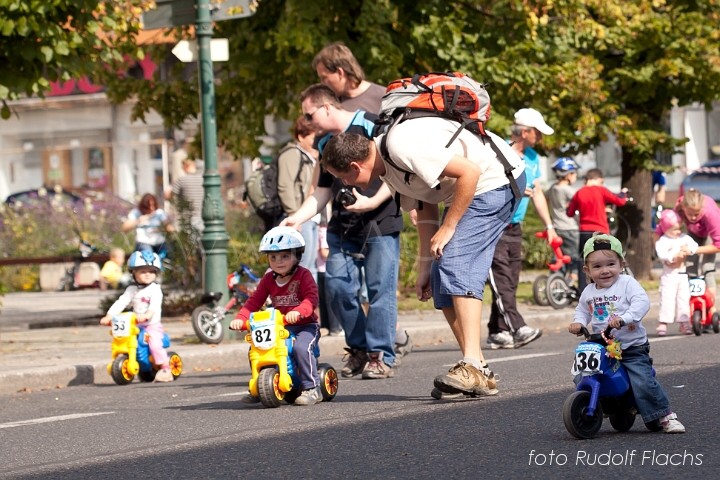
250;319;277;350
570;342;603;376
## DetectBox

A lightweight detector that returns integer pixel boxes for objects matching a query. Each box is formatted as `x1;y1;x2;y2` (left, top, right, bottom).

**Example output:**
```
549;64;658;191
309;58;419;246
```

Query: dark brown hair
311;41;365;89
138;193;158;215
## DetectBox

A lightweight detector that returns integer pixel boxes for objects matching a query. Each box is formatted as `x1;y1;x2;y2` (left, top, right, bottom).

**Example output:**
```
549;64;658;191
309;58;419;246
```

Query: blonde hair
681;188;703;210
110;247;125;263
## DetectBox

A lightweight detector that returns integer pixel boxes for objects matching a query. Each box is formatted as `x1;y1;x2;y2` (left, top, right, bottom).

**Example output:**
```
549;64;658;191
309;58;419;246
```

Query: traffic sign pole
196;0;229;312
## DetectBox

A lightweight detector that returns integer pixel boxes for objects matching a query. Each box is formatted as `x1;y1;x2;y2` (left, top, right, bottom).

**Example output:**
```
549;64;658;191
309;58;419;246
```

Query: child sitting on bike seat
100;251;174;383
230;226;321;406
568;234;685;433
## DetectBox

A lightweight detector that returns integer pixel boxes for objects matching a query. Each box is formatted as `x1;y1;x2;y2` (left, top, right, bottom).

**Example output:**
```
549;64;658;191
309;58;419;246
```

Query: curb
0;324;456;395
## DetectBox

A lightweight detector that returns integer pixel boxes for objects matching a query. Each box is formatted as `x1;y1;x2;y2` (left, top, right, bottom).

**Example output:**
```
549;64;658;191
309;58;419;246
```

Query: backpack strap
481;134;522;201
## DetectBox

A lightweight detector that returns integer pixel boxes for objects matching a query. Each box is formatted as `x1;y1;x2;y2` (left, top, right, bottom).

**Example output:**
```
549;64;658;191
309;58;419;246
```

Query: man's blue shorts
431;174;526;309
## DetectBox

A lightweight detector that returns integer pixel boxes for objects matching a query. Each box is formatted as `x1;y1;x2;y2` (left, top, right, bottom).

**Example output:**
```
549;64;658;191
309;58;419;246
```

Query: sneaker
660;412;686;434
362;352;394;379
433;362;498;396
341;348;368;378
394;330;414;358
329;329;344;337
679;322;693;335
431;387;468;400
154;368;174;383
294;387;322;406
514;326;542;348
656;323;668;336
487;331;515;350
240;392;260;404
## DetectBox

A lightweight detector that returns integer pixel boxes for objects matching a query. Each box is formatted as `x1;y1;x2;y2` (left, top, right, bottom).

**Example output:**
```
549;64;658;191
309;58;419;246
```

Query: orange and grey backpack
377;71;521;200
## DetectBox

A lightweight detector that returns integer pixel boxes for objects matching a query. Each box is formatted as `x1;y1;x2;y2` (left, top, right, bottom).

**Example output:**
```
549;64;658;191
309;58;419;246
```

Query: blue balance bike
563;326;661;439
244;308;338;408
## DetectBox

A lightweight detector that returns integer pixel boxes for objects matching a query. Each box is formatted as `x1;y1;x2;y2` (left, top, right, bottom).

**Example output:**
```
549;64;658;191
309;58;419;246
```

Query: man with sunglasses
282;84;403;380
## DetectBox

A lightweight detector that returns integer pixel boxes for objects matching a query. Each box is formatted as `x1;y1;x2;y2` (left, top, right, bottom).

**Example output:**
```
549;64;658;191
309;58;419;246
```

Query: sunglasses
303;104;326;122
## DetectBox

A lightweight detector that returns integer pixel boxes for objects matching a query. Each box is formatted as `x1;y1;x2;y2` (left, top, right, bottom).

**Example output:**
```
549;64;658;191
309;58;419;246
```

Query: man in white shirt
320;118;526;398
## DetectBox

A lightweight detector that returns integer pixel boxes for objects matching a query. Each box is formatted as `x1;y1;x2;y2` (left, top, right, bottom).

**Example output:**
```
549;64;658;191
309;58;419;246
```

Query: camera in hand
336;187;357;207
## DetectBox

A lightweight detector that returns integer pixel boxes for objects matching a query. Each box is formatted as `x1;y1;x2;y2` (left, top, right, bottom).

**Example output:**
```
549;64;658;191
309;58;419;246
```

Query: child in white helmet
100;250;174;383
230;226;321;405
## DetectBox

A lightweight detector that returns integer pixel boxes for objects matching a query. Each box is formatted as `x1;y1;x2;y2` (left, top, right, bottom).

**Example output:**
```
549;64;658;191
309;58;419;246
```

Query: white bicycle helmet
259;226;305;254
127;250;162;273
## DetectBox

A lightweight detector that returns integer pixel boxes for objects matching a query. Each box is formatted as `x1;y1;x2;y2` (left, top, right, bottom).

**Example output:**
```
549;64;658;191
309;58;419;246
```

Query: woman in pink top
674;189;720;315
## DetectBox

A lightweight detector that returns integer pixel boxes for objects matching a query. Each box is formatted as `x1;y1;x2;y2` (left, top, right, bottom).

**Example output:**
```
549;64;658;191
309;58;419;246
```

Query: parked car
4;187;82;208
4;186;133;212
680;160;720;202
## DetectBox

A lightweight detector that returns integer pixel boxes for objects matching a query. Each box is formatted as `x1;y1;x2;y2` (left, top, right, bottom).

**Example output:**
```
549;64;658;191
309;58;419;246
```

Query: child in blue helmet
100;250;174;383
230;226;321;405
547;157;580;275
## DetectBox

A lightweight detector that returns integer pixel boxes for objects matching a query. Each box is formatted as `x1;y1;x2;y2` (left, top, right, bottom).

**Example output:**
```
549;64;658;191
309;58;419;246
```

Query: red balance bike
532;231;578;309
688;273;719;336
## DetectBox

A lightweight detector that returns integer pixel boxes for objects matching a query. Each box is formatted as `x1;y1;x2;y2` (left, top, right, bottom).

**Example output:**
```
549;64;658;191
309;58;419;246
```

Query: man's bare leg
433;296;497;396
443;296;485;363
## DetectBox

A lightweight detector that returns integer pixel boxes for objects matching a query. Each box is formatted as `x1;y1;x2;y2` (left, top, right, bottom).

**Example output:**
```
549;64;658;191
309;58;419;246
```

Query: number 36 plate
570;342;603;376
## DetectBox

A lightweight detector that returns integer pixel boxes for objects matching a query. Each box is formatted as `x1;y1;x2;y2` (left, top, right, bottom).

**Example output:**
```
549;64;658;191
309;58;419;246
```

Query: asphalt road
1;328;718;479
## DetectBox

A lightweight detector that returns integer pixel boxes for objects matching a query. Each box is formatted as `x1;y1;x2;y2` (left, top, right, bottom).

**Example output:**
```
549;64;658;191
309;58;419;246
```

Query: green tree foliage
5;0;720;277
0;0;150;119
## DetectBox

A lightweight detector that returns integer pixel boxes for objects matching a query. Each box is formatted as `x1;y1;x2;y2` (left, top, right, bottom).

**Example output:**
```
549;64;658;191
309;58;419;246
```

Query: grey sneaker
361;352;394;379
487;331;515;350
433;362;498;396
294;387;322;406
514;326;542;348
341;348;368;377
394;330;413;358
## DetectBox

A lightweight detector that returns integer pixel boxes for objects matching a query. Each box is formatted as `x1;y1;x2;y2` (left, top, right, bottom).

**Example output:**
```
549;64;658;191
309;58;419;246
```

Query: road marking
443;351;562;367
651;335;691;343
441;336;688;368
490;351;564;363
0;412;114;430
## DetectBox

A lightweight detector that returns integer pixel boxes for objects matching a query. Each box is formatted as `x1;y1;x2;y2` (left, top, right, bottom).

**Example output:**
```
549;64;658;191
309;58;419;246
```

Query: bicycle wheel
546;273;572;309
532;274;549;306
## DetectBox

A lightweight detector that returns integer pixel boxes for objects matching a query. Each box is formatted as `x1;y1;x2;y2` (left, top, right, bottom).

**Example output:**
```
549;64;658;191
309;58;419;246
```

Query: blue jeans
287;323;321;390
299;221;318;281
326;231;399;367
622;342;672;423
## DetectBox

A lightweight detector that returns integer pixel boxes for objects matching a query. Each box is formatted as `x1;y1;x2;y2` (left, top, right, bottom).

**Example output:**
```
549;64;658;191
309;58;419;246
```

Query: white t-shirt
573;275;649;349
654;233;698;275
375;117;524;210
128;208;169;246
107;282;163;326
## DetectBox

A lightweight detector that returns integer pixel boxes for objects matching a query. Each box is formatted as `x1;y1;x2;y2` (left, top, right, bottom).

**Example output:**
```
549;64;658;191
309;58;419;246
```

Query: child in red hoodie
566;168;628;293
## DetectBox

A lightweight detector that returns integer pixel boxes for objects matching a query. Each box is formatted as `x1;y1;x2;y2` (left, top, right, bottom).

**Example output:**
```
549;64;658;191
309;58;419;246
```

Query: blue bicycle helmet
552;157;579;177
127;250;162;273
